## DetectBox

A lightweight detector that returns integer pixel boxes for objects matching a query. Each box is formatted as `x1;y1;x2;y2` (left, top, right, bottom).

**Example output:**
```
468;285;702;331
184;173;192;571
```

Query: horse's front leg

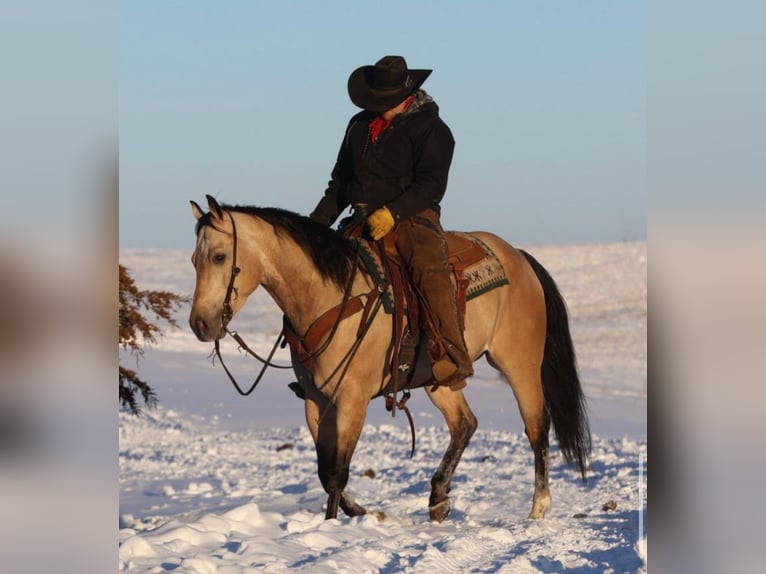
424;383;478;522
339;492;367;517
304;393;367;519
317;397;368;520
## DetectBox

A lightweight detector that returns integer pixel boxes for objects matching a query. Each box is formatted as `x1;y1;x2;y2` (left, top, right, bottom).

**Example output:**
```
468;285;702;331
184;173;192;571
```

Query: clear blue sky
120;1;645;249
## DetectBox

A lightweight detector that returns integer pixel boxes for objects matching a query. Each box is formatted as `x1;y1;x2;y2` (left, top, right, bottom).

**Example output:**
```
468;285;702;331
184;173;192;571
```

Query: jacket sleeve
386;118;455;223
310;123;354;226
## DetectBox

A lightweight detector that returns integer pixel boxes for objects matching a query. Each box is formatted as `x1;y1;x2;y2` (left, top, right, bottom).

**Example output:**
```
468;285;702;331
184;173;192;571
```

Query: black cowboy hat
347;55;432;112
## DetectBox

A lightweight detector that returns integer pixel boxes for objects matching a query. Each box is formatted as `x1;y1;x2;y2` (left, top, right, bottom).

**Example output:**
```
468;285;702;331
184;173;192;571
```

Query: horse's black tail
520;250;591;481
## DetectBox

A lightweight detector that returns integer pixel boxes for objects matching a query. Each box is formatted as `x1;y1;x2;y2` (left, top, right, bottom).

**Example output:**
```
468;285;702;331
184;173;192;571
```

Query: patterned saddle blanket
358;231;509;316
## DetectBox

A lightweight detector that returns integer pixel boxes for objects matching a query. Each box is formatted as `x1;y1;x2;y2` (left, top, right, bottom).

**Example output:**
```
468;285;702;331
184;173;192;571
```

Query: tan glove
366;207;395;240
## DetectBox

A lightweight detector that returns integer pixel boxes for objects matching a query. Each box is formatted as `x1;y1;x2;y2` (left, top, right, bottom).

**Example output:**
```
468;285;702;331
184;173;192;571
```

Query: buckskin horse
189;195;590;522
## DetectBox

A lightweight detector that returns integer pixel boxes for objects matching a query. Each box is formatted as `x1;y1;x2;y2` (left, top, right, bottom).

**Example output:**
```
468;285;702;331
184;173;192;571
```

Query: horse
189;194;590;522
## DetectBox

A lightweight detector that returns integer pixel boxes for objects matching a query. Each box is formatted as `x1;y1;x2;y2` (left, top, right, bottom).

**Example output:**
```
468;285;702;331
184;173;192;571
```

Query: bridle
220;211;241;328
213;211;292;396
212;210;378;396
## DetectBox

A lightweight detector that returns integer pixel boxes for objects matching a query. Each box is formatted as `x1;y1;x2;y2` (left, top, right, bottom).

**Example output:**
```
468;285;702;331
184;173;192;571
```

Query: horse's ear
190;200;205;221
206;194;224;220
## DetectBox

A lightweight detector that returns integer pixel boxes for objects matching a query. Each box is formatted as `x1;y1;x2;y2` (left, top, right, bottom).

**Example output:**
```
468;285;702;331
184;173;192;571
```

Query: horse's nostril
191;315;208;339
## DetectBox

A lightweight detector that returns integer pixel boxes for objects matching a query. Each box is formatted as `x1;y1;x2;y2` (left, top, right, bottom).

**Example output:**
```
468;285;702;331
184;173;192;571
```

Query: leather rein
213;211;381;396
211;211;416;457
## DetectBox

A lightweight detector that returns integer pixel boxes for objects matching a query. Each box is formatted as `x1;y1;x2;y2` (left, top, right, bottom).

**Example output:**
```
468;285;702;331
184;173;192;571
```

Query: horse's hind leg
488;354;551;519
424;384;478;522
524;394;551;519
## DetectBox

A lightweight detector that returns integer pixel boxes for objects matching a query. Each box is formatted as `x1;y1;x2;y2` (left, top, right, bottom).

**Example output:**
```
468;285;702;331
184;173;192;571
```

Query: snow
119;241;647;573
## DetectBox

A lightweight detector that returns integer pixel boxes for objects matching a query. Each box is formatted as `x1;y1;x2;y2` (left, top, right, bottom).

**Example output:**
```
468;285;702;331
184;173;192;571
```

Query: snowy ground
119;241;647;573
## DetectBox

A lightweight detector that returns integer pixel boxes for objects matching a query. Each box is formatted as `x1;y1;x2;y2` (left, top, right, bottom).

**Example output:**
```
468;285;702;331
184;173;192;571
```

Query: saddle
282;229;509;394
360;231;507;393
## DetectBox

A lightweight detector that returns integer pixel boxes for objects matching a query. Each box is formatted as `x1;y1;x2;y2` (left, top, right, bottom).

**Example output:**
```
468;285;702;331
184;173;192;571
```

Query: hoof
339;494;367;518
429;499;451;522
528;495;551;519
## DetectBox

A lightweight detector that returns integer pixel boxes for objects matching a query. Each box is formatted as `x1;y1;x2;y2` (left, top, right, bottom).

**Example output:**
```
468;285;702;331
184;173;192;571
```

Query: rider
310;55;473;389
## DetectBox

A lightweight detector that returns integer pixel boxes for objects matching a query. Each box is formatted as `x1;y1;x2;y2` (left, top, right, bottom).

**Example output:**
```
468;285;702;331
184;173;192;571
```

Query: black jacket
310;99;455;226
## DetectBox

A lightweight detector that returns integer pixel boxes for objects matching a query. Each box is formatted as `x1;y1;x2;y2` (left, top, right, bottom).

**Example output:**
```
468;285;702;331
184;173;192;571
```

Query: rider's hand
366;207;395;240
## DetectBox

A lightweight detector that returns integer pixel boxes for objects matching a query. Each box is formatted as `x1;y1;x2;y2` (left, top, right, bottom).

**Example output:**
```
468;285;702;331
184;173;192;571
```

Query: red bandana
368;96;414;142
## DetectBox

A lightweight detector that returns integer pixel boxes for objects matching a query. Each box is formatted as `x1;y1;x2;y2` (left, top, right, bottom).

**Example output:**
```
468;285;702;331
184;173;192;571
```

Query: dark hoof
429;499;451;522
340;494;367;517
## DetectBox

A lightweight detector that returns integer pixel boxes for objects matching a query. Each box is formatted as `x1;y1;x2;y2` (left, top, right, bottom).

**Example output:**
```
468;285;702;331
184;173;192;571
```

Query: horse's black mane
196;204;357;288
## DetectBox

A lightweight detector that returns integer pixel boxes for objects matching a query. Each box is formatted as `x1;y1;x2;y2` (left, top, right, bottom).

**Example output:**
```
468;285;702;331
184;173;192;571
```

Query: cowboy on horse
188;56;590;523
310;55;473;389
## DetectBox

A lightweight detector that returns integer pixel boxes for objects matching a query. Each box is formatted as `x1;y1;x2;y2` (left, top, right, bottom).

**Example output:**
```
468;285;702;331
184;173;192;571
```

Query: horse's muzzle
189;313;224;342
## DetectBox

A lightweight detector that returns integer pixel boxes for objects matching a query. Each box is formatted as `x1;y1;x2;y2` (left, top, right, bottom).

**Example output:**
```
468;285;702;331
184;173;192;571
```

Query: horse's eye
213;253;226;264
